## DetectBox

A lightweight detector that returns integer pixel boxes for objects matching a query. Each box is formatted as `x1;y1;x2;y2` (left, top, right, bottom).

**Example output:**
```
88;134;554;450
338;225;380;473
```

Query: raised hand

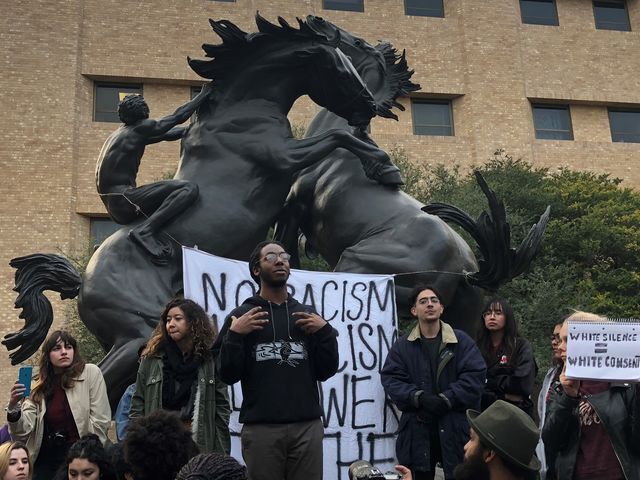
560;362;580;398
293;311;327;334
229;307;269;335
8;382;26;408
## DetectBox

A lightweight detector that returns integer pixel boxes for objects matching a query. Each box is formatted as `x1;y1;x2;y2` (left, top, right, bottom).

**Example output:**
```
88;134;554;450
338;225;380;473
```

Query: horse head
306;16;420;120
187;13;377;128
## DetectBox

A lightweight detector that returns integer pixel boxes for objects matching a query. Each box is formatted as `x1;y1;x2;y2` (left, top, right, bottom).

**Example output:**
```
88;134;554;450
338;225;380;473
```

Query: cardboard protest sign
182;247;399;480
565;319;640;381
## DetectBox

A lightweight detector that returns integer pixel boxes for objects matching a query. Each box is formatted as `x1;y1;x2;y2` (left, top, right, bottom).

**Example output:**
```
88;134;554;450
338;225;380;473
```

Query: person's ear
410;305;417;317
252;263;261;278
483;449;496;464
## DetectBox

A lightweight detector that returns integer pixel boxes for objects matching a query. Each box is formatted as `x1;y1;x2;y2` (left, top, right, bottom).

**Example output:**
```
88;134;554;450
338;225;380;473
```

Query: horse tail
3;253;81;365
423;171;551;292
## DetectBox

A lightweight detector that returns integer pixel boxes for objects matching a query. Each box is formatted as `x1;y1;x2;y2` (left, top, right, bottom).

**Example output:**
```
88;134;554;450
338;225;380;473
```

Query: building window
593;0;631;31
412;100;453;136
191;86;203;99
520;0;559;26
323;0;364;12
532;104;573;140
94;83;143;123
90;218;120;248
405;0;444;17
608;109;640;142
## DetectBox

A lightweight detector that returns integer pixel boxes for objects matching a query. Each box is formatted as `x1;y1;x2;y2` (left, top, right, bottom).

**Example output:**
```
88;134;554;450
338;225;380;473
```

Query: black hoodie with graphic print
213;294;339;424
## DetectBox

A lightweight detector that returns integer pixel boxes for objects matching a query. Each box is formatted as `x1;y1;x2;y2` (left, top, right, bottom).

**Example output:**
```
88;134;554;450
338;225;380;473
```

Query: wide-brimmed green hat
466;400;541;472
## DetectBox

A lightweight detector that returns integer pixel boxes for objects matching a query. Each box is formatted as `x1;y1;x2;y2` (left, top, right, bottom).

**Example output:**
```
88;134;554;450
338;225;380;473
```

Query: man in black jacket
214;241;339;480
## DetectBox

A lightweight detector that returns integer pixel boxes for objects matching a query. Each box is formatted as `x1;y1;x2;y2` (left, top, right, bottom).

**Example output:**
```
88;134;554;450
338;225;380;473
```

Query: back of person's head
107;443;134;480
124;410;199;480
0;441;32;480
63;434;116;480
176;453;248;480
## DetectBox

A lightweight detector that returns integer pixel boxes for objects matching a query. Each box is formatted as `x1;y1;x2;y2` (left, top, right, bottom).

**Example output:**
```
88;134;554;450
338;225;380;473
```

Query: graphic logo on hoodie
255;341;307;367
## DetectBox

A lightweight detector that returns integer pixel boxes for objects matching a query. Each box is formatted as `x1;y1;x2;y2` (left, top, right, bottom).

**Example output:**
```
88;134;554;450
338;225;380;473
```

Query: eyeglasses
549;334;561;342
417;297;440;305
262;252;291;263
483;310;503;317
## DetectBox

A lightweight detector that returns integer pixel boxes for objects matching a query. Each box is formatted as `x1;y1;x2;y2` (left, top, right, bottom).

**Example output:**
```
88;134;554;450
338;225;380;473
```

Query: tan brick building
1;0;639;400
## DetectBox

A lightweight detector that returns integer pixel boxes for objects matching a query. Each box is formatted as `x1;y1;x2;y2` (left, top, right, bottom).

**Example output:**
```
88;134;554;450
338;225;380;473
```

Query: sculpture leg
121;180;199;264
99;336;150;411
286;129;403;187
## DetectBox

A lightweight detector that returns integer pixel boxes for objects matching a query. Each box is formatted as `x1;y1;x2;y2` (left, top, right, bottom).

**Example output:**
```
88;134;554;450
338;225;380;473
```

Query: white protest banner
565;319;640;381
182;247;400;480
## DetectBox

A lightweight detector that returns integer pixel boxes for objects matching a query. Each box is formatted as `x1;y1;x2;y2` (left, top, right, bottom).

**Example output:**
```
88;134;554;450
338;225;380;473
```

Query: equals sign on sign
594;343;608;354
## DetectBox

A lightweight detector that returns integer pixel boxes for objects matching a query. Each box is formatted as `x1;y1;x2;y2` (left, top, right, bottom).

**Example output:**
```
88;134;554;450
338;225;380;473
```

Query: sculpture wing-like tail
3;253;81;364
423;171;550;292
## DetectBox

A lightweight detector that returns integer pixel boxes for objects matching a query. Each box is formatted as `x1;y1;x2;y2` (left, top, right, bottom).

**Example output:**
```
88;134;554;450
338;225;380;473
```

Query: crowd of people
2;240;639;480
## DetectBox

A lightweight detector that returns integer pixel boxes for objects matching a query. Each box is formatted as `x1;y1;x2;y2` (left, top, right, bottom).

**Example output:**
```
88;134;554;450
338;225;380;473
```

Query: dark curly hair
31;330;85;403
118;94;149;125
143;297;215;359
124;410;199;480
62;434;116;480
176;453;248;480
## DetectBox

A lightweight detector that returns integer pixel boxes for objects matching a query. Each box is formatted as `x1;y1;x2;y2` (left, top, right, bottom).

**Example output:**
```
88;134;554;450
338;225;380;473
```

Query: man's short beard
452;449;490;480
261;276;288;289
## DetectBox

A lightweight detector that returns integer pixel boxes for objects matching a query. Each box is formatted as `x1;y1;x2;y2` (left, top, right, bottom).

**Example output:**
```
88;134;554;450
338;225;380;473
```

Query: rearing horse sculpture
275;17;550;331
4;14;404;407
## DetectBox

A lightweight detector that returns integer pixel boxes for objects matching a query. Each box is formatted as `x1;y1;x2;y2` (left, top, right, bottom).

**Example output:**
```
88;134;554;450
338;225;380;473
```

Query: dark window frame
411;99;454;136
404;0;444;17
593;0;631;31
519;0;559;26
89;217;120;249
531;104;574;140
94;83;143;123
322;0;364;12
608;108;640;143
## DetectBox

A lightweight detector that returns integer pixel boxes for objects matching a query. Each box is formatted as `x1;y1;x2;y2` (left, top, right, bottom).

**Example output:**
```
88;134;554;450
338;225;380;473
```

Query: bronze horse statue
4;14;404;407
275;17;550;331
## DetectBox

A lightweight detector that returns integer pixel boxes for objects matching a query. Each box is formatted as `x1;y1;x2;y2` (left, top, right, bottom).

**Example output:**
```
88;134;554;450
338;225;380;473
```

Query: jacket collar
75;364;87;381
407;320;458;344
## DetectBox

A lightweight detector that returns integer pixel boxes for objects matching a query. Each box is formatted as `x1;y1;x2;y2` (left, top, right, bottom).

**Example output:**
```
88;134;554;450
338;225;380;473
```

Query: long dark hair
143;297;215;359
31;330;85;403
476;297;519;361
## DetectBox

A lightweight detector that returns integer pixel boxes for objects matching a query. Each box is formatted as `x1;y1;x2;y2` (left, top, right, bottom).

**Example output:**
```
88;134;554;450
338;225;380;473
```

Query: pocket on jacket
145;376;161;387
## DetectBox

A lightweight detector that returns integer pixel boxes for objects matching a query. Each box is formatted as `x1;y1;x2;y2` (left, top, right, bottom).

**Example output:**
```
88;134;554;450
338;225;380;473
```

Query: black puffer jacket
542;383;640;480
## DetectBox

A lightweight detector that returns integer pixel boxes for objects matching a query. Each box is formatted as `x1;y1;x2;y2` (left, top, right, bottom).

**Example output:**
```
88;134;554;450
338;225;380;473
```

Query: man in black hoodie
214;241;339;480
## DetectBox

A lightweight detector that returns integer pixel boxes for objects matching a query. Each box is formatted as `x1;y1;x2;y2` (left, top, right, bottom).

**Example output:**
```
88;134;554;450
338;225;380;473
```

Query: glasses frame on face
549;333;561;343
261;252;291;263
483;309;503;317
416;296;440;305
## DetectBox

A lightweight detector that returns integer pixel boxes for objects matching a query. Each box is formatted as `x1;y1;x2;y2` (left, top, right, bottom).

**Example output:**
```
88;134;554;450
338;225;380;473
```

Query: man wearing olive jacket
213;241;339;480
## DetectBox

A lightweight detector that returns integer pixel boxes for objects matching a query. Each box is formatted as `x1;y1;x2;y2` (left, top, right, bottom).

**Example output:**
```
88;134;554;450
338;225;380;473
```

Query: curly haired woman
129;297;230;453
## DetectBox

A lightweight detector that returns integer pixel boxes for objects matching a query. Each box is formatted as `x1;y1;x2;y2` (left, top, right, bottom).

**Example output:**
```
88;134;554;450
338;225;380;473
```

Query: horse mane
374;43;421;120
188;12;339;80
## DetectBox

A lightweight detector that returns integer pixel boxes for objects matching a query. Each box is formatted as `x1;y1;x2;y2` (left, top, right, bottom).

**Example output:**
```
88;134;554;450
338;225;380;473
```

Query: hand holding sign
560;362;580;398
293;311;327;334
230;307;269;335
